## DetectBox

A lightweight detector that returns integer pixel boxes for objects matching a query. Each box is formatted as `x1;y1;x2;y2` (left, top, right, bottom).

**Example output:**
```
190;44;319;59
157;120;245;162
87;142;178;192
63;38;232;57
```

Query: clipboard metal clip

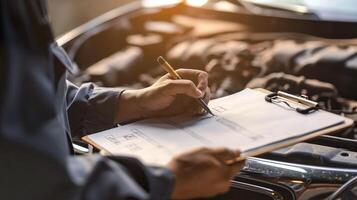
265;91;319;114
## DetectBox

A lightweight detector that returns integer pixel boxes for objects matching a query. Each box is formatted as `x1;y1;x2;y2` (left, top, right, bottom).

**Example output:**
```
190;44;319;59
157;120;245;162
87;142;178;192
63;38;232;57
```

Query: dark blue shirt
0;1;174;199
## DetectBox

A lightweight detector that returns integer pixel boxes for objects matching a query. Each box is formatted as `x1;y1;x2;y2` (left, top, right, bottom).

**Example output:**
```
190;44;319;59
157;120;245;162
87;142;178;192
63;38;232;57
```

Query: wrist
114;89;145;124
168;161;188;200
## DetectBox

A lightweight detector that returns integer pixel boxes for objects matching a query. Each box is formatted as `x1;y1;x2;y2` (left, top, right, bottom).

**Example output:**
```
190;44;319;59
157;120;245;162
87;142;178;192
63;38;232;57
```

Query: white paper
87;89;345;166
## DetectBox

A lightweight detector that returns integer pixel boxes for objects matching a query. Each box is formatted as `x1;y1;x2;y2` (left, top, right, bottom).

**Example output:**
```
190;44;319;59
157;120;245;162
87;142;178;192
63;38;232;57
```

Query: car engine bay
60;1;357;199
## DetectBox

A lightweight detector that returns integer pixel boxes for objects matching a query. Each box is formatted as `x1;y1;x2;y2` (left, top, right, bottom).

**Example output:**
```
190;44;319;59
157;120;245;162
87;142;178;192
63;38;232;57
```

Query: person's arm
115;69;211;123
0;1;174;199
0;143;175;200
66;68;210;139
0;1;243;199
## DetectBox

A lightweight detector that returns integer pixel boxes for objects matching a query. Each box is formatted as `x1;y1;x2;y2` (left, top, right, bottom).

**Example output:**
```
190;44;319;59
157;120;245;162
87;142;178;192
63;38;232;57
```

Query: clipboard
232;88;354;162
83;88;354;165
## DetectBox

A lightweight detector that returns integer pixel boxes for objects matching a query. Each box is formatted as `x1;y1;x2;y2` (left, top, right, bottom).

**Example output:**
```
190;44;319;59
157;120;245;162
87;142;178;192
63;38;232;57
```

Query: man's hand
168;147;245;199
115;69;210;123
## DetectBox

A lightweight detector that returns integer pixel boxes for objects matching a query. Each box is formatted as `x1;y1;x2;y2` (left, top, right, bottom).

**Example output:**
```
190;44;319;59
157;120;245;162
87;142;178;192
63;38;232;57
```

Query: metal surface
243;157;357;198
56;1;143;47
263;142;357;168
231;181;285;200
57;2;357;199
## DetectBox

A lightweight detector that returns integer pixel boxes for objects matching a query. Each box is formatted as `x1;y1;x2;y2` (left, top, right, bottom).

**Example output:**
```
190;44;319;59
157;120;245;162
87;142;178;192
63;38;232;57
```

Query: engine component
262;143;357;168
261;40;357;99
84;46;144;86
62;6;357;198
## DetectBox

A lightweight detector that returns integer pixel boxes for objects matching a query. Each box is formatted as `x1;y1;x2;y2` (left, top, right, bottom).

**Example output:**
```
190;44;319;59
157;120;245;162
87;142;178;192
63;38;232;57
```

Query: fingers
165;68;208;92
193;147;240;162
195;88;211;115
158;68;210;100
210;148;239;162
175;68;207;81
163;79;203;98
196;71;209;93
203;87;211;103
176;69;208;91
229;160;246;174
205;147;243;178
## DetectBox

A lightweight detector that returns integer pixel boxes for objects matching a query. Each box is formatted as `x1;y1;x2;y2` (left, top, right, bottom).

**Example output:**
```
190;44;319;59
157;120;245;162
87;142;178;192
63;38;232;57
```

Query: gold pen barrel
157;56;181;79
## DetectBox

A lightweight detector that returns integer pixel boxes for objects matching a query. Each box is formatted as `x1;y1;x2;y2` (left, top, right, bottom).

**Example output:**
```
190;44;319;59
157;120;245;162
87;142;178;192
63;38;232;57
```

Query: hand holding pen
115;57;212;123
157;56;215;116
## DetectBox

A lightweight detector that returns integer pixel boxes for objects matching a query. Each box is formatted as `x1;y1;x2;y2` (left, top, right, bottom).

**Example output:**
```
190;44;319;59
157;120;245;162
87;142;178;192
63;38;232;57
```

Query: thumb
162;79;203;98
209;148;240;163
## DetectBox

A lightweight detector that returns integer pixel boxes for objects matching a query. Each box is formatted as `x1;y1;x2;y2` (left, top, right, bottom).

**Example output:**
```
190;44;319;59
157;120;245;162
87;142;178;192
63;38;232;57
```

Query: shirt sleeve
66;81;124;138
0;138;175;200
0;1;175;199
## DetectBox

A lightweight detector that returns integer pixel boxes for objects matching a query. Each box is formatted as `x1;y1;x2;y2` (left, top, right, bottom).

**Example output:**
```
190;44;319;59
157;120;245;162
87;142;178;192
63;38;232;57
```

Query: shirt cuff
67;82;124;138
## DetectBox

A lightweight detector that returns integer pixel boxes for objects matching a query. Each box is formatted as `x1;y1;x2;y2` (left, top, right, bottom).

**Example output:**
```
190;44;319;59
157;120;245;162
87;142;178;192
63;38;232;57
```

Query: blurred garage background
49;1;357;199
48;0;134;36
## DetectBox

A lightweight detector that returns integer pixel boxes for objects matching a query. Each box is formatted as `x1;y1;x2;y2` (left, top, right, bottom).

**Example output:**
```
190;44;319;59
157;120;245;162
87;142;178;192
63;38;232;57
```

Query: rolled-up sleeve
66;81;124;138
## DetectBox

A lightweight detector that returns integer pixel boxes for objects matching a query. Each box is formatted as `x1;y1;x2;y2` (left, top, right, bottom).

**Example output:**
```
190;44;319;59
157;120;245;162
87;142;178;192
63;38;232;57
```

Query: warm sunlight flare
142;0;208;7
185;0;208;7
142;0;181;7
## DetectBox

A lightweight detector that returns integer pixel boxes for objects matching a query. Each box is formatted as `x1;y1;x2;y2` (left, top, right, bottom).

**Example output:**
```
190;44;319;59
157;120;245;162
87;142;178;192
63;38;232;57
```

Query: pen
157;56;215;116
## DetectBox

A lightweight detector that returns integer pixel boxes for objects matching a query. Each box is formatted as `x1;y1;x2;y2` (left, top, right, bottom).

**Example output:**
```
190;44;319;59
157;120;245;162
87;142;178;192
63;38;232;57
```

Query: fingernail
198;109;205;115
235;150;241;156
196;89;203;97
